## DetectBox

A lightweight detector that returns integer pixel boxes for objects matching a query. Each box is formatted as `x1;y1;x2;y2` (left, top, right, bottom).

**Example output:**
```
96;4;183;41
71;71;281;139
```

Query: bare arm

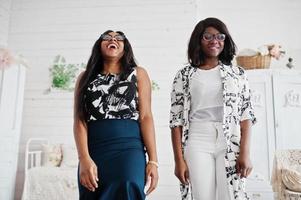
171;127;183;162
73;113;89;161
73;72;90;163
240;120;252;156
236;119;253;178
171;126;189;184
136;66;158;194
73;71;98;191
136;67;158;163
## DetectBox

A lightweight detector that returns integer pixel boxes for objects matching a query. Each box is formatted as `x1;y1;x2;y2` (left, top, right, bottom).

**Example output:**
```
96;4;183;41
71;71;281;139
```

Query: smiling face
201;26;225;58
100;32;125;60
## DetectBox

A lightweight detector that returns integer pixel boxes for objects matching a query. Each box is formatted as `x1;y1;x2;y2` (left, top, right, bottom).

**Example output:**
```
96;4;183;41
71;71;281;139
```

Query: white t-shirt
189;65;223;123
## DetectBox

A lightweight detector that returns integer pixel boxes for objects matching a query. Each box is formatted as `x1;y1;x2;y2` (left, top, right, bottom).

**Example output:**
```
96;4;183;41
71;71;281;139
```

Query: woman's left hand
145;162;159;195
236;152;253;178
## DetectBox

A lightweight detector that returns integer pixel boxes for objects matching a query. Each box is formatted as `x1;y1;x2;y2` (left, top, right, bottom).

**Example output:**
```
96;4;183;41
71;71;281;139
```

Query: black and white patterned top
170;63;257;200
85;68;139;121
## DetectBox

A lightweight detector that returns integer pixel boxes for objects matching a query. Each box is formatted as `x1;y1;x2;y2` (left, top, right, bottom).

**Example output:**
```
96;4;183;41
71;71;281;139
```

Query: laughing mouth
108;43;118;49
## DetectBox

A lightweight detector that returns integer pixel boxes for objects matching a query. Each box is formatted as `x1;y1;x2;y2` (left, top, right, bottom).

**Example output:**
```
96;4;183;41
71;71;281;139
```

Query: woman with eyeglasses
73;30;158;200
170;18;256;200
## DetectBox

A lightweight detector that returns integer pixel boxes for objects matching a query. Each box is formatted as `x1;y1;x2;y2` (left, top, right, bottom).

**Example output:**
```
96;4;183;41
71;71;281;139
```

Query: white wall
0;0;12;46
6;0;301;199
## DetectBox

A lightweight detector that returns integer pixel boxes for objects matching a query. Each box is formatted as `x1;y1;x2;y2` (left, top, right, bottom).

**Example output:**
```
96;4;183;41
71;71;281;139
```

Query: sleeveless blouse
85;68;139;121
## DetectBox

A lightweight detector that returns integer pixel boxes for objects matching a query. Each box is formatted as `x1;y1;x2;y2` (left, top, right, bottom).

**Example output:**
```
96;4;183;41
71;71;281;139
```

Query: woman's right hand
79;157;99;192
174;159;189;185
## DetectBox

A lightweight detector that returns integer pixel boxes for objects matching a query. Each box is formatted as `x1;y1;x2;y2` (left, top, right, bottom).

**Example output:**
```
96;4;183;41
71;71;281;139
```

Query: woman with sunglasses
170;18;256;200
74;30;158;200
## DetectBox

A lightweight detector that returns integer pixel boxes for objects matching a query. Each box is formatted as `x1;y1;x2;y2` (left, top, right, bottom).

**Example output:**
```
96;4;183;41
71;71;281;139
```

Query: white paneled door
0;65;26;200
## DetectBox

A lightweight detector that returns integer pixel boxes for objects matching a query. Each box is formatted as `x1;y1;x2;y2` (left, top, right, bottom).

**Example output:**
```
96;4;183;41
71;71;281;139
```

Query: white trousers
184;121;231;200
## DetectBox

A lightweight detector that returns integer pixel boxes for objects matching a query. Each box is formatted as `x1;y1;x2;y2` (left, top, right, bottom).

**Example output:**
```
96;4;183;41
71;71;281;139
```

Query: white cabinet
0;64;26;200
272;71;301;149
245;69;301;199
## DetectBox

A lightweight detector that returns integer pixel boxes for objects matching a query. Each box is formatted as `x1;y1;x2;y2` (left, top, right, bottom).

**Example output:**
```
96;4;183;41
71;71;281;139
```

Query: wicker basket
236;55;271;70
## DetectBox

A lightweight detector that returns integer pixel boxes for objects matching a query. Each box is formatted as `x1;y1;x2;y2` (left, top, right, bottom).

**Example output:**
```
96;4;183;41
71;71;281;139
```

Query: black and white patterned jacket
169;63;257;200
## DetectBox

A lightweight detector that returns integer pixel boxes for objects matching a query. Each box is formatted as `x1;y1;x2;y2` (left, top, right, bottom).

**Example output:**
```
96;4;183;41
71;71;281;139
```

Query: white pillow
60;145;78;168
282;167;301;192
42;144;62;167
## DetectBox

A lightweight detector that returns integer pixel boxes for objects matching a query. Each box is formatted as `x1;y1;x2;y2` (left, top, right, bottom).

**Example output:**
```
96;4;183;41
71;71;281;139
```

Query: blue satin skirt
78;119;146;200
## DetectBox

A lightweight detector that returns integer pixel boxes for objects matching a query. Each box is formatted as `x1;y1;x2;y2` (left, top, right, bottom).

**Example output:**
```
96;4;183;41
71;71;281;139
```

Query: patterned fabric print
85;69;139;121
169;63;257;200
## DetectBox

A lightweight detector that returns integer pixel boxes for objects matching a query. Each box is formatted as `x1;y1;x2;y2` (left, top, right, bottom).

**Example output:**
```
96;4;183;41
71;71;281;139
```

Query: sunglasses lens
102;34;111;41
115;35;125;41
101;34;125;41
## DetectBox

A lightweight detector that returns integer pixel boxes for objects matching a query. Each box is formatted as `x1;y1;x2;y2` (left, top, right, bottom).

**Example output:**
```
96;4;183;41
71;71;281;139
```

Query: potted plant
49;55;85;91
